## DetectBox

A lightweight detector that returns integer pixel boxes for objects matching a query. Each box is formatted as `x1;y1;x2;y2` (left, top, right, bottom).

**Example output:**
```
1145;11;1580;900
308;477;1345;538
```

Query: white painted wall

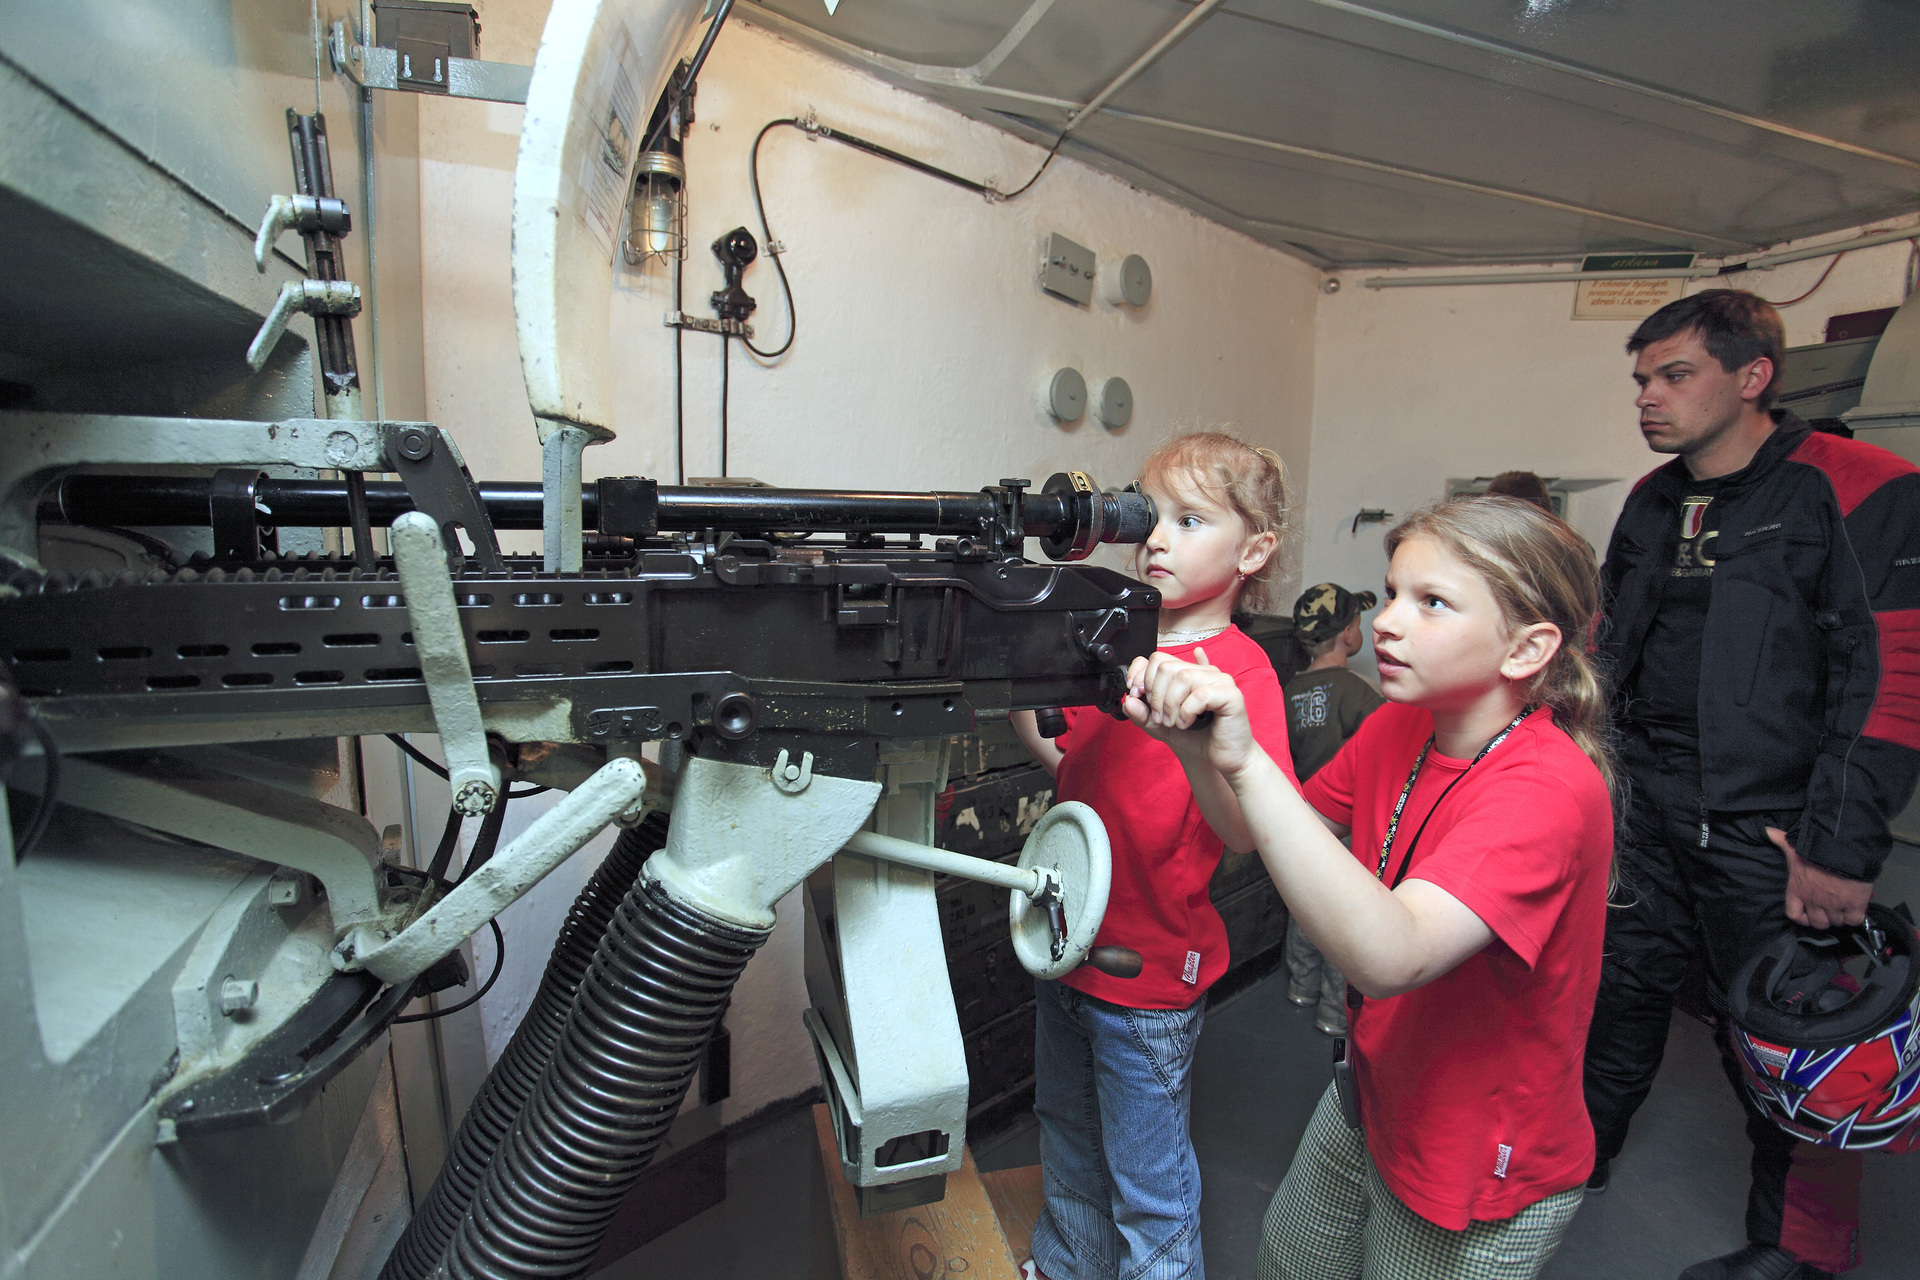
1300;223;1920;670
415;3;1322;1124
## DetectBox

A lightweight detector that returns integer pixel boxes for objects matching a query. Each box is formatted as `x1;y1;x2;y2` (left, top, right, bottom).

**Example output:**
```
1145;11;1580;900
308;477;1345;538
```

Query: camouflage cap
1292;583;1377;643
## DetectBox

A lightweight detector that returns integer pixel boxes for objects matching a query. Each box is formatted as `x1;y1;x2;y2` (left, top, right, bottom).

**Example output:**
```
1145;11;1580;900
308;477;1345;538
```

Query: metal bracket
1350;507;1393;535
542;425;594;574
382;421;505;573
1039;470;1103;561
646;756;882;930
329;20;533;103
771;748;814;794
390;511;500;816
208;468;277;561
247;279;362;371
665;311;754;338
12;752;396;956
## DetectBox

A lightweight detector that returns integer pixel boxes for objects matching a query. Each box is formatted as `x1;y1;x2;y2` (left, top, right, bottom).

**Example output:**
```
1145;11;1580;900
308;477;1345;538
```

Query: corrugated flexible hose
380;811;671;1280
434;872;769;1278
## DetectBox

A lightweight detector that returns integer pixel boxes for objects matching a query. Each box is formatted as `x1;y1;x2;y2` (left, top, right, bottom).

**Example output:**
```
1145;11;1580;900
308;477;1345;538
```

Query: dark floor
596;926;1920;1279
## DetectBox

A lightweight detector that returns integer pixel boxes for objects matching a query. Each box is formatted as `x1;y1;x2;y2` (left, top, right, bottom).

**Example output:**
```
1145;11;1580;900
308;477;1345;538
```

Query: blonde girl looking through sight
1012;431;1296;1280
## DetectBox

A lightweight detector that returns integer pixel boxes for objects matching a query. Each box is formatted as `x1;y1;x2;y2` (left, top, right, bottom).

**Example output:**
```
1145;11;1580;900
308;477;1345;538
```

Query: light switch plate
1040;233;1096;306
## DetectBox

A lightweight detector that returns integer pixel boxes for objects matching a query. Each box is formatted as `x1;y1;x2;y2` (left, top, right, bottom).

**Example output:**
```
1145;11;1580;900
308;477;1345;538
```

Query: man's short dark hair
1626;289;1786;409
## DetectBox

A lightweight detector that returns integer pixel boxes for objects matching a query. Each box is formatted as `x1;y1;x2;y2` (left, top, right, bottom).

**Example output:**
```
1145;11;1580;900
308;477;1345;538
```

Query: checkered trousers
1257;1085;1583;1280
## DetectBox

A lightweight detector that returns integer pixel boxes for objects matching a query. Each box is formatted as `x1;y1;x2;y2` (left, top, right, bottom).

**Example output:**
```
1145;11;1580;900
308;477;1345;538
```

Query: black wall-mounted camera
710;226;758;322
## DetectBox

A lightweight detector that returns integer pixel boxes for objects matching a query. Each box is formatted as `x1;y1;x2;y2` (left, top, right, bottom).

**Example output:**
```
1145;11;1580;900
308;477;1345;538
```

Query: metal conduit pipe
379;811;670;1280
434;877;769;1279
1359;224;1920;290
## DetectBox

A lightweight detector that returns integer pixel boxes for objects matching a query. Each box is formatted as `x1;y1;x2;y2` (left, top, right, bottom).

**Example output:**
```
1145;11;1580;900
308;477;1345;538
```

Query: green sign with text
1580;252;1697;272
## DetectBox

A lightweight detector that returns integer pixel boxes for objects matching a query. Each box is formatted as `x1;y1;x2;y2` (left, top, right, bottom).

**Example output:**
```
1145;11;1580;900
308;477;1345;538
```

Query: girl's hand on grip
1122;648;1256;776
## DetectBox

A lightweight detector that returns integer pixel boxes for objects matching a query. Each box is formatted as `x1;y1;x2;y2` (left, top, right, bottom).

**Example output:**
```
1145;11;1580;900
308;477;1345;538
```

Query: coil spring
437;877;768;1279
380;811;671;1280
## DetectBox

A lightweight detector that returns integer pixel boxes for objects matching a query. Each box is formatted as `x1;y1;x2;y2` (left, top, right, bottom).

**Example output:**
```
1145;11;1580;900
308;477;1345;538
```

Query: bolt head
398;429;434;461
220;978;259;1015
454;780;496;817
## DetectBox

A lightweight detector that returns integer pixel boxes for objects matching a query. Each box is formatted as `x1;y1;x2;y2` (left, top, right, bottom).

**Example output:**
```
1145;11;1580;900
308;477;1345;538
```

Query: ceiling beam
972;0;1061;82
1360;220;1920;289
1063;0;1230;136
1096;108;1761;250
1284;0;1920;175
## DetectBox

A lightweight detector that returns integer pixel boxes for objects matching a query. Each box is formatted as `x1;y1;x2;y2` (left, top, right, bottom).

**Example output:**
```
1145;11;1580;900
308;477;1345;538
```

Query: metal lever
841;829;1051;898
842;801;1121;981
247;279;362;370
351;756;647;982
390;510;499;815
841;829;1139;979
254;193;352;271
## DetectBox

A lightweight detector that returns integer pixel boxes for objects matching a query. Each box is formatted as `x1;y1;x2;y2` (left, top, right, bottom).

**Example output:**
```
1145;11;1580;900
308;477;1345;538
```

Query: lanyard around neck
1373;706;1534;890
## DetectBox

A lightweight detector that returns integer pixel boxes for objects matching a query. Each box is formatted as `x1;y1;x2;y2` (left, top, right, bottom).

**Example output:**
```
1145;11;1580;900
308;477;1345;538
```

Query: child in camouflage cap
1281;583;1384;1033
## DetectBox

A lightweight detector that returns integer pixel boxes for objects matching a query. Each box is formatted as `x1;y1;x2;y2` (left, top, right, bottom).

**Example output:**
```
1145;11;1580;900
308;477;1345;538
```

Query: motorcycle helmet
1727;902;1920;1151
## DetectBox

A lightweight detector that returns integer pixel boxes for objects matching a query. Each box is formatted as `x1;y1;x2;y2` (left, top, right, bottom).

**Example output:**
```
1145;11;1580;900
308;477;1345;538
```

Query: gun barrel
51;475;1129;543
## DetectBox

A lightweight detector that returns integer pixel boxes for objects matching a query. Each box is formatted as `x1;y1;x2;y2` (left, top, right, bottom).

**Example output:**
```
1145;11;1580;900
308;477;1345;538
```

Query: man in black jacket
1583;290;1920;1280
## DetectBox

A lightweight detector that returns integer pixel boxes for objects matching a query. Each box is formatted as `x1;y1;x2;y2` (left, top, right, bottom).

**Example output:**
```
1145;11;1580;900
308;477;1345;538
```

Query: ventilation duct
1843;292;1920;453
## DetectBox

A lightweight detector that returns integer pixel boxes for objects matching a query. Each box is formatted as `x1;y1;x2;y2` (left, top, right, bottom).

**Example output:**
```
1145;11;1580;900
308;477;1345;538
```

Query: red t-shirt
1302;702;1612;1229
1054;626;1295;1009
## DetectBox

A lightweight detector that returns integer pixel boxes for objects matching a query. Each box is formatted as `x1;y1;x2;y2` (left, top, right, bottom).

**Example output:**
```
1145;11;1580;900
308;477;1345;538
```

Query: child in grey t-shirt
1281;583;1384;1034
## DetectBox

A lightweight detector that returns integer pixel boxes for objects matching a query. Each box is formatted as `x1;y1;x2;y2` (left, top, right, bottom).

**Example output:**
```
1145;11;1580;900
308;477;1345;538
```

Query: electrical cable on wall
674;245;687;485
999;130;1069;200
742;115;1067;362
719;333;730;476
1750;251;1845;308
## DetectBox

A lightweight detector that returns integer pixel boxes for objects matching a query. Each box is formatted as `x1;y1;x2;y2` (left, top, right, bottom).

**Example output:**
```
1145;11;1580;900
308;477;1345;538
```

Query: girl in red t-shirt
1128;496;1615;1279
1012;431;1296;1280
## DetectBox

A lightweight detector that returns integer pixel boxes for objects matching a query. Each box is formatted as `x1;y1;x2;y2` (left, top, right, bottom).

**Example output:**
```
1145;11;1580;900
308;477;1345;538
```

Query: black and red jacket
1600;410;1920;882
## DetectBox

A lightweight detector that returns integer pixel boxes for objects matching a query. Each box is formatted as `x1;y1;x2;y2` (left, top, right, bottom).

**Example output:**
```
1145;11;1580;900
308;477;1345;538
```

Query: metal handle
390;511;499;815
247;279;362;370
840;829;1044;897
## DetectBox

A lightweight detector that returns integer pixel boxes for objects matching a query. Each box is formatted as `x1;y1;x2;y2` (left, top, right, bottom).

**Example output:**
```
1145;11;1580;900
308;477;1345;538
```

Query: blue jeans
1030;978;1207;1280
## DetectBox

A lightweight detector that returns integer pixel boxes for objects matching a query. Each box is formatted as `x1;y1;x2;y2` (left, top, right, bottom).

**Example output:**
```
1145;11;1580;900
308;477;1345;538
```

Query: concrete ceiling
743;0;1920;268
